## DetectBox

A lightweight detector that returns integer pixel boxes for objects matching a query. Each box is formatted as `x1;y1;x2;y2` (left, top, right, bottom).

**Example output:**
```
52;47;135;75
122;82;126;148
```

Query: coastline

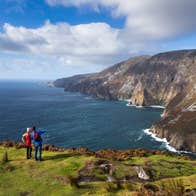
125;102;165;109
143;128;177;152
126;100;182;153
143;128;196;156
124;100;195;155
54;50;196;155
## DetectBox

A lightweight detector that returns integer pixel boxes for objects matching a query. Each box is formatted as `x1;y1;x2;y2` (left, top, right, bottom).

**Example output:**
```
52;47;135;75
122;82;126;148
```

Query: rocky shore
54;49;196;152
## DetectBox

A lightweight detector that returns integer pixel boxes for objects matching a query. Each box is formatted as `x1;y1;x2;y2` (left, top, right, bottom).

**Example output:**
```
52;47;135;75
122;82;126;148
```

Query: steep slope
54;50;196;152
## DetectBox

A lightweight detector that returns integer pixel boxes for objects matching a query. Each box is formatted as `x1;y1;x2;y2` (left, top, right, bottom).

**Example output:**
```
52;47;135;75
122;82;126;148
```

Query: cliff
1;143;196;195
54;50;196;152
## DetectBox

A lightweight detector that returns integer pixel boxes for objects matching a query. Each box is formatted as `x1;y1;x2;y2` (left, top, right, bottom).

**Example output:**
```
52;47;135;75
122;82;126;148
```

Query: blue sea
0;80;168;151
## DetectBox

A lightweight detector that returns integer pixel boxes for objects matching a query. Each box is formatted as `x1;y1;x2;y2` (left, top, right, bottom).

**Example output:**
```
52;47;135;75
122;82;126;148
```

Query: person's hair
32;126;36;131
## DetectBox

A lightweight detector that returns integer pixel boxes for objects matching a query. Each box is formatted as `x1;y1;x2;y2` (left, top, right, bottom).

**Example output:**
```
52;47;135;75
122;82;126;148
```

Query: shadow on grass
43;153;73;161
77;184;94;190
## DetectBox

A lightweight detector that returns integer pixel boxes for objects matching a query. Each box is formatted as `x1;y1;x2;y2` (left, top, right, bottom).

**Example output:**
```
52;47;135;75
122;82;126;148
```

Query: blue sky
0;0;125;29
0;0;196;79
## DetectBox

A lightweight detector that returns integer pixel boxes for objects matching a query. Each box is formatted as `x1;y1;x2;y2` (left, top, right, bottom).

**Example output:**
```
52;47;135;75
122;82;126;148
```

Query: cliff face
54;50;196;152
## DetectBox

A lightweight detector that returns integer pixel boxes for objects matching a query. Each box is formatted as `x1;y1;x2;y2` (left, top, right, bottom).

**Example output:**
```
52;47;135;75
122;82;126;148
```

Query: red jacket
22;133;32;147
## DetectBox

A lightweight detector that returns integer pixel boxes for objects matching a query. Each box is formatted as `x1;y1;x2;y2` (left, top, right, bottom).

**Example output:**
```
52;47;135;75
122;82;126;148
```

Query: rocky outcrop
135;166;150;180
54;50;196;152
151;87;196;152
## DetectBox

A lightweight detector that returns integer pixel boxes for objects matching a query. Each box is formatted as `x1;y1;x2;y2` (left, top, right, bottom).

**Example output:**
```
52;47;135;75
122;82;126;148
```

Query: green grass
150;160;196;180
0;147;92;196
0;147;196;196
112;164;136;179
123;154;196;180
124;154;196;165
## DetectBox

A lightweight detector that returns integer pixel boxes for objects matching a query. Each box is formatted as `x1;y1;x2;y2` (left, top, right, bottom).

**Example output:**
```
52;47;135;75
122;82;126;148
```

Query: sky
0;0;196;79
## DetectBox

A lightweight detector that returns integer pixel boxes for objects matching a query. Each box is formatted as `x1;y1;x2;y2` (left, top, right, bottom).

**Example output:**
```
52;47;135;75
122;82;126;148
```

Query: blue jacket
32;130;46;146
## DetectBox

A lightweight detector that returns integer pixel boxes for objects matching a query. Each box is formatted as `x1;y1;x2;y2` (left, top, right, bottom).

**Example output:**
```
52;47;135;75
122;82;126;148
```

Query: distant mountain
54;50;196;152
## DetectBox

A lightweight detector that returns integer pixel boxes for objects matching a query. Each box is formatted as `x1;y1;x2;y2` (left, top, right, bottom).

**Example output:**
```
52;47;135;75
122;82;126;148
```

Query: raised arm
38;130;46;135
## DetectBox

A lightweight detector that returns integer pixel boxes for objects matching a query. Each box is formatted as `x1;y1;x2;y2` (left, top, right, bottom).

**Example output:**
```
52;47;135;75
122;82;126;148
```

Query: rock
106;175;116;182
134;166;150;180
99;164;112;174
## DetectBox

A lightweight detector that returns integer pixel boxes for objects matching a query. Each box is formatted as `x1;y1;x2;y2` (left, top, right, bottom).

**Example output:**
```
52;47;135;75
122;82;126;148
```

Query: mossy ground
0;147;196;196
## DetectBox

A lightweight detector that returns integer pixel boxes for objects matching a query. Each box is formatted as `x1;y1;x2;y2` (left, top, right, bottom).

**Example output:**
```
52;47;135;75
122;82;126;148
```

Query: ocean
0;80;169;151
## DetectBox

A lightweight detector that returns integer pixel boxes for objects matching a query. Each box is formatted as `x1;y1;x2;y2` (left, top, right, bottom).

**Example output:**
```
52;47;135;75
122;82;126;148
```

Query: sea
0;80;177;151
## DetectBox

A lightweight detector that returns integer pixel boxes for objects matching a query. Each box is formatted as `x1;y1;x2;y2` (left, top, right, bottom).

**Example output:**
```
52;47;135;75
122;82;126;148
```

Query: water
0;80;167;150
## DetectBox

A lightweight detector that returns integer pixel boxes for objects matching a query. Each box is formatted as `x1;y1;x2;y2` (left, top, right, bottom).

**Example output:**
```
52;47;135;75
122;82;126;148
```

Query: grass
0;146;196;196
112;164;136;179
124;154;196;165
1;151;8;164
150;160;196;179
0;147;91;196
123;154;196;180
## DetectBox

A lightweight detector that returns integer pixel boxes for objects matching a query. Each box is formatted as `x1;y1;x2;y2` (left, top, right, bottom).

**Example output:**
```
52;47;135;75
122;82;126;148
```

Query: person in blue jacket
32;126;46;161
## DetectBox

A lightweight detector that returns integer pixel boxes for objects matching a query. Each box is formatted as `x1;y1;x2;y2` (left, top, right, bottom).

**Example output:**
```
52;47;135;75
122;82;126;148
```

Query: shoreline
124;100;195;155
125;102;165;109
143;129;177;152
143;128;196;156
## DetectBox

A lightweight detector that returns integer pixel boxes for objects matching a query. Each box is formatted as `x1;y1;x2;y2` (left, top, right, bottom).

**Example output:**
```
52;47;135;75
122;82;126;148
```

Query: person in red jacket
22;128;32;159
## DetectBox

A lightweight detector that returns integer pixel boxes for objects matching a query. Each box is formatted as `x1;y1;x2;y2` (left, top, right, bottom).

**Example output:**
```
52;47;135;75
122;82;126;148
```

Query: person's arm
22;133;26;143
38;130;46;135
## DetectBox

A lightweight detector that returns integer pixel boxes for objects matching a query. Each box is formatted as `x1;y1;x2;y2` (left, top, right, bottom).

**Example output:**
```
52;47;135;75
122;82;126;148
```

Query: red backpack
34;131;41;142
25;134;31;146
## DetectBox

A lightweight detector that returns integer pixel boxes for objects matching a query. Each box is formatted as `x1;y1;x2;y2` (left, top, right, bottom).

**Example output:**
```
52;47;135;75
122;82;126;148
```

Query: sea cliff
54;50;196;152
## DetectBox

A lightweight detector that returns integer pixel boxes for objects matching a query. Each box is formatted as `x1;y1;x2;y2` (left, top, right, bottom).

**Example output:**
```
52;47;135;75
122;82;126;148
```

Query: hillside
54;50;196;152
0;143;196;195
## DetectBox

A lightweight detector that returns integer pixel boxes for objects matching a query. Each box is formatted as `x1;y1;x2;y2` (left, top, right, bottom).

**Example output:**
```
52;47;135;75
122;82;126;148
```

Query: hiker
22;128;32;159
32;126;46;161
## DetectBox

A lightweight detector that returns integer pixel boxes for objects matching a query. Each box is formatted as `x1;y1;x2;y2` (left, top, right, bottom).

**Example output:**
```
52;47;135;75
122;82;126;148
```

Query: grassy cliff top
0;146;196;196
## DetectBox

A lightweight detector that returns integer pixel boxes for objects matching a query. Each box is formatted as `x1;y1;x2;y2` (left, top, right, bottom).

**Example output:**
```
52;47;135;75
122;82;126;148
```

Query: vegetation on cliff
0;143;196;195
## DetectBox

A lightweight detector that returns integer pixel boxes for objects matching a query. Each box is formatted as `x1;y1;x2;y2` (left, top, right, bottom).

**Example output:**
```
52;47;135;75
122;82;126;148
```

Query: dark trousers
34;144;42;161
26;146;32;159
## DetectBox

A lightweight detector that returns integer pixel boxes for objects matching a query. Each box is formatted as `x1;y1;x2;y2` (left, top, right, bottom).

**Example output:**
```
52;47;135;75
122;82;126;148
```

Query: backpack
34;131;41;142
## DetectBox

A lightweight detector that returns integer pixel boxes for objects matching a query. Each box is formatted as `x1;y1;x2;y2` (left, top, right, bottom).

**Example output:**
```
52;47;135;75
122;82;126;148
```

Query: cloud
0;53;107;79
1;0;196;79
0;20;124;79
46;0;196;39
0;22;121;63
2;0;196;59
0;35;28;52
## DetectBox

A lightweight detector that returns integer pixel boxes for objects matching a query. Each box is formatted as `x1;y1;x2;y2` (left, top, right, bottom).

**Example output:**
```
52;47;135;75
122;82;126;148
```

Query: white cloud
46;0;196;39
0;20;124;79
0;22;121;61
1;0;196;79
2;0;196;57
0;20;135;79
